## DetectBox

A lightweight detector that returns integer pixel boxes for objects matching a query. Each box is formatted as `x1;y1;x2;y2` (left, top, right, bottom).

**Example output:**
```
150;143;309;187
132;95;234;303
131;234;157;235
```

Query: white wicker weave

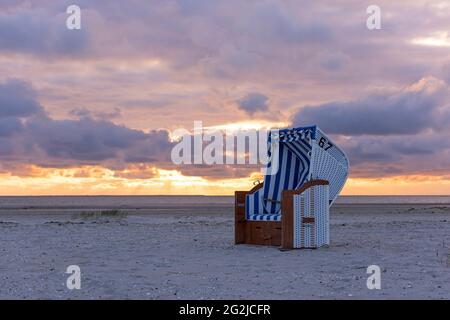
293;183;330;248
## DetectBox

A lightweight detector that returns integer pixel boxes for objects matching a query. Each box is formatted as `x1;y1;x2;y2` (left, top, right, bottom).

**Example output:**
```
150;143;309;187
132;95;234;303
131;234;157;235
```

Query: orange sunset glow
1;165;450;196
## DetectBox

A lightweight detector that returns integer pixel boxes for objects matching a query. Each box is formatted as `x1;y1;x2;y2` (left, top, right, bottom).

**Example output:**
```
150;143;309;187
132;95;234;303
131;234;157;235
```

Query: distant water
336;196;450;204
0;195;449;210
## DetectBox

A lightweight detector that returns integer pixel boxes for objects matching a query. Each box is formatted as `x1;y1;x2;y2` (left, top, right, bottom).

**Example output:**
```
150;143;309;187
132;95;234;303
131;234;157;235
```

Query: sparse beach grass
77;209;128;220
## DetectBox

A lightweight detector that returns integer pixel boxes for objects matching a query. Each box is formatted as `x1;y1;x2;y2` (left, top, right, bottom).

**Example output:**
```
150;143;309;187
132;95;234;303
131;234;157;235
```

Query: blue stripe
297;138;312;152
261;142;310;214
270;143;285;213
255;189;259;214
245;195;249;219
255;128;315;216
263;173;272;213
285;142;309;185
293;156;300;189
247;214;282;222
283;150;292;191
288;141;310;169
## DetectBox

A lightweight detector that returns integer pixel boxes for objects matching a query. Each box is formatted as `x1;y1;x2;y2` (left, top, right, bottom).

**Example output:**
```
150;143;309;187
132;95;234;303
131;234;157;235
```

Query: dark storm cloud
339;131;450;178
342;136;436;166
0;137;14;156
0;8;89;56
26;118;175;164
292;78;446;135
27;117;146;161
69;107;122;120
441;61;450;84
237;1;332;44
237;93;269;115
0;79;44;118
318;51;350;71
289;76;450;178
0;79;175;166
0;118;23;137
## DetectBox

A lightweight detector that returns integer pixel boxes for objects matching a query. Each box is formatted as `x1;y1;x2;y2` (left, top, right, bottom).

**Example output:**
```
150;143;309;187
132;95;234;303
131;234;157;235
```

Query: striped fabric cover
311;129;349;205
247;213;282;221
262;139;312;214
245;127;313;220
245;125;348;221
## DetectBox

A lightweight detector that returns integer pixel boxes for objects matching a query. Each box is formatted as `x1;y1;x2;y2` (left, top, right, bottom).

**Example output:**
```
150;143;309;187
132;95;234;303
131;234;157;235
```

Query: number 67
318;137;333;151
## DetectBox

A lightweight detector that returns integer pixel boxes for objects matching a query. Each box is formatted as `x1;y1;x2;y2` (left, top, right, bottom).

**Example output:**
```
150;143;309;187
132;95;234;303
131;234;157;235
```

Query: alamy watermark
66;5;81;30
366;265;381;290
66;265;81;290
64;5;380;30
171;121;280;175
367;5;382;30
64;5;381;33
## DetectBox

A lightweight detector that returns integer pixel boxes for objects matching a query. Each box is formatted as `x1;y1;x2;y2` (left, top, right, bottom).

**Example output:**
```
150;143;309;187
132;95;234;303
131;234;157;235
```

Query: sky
0;0;450;195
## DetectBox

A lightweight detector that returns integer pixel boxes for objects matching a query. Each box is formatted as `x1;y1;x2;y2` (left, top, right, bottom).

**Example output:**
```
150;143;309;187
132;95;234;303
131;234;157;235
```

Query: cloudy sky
0;0;450;195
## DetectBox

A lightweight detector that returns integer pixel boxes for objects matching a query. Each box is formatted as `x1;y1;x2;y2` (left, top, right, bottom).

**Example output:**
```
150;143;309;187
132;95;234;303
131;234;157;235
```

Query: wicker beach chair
235;126;349;249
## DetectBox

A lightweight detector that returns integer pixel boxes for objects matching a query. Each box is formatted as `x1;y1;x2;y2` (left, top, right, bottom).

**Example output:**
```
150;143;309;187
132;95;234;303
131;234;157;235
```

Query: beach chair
235;126;349;249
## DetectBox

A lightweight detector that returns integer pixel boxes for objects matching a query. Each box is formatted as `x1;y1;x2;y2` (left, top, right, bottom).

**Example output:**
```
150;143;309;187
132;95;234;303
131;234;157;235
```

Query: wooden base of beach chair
236;184;281;246
235;180;329;250
236;220;282;246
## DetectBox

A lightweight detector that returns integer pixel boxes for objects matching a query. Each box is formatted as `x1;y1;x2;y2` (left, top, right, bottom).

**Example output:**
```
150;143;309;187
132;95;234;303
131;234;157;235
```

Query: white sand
1;204;450;299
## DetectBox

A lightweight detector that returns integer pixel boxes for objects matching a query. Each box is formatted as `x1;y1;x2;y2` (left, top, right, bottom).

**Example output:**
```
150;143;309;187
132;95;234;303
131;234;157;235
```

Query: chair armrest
283;179;329;197
234;183;264;244
281;179;329;249
234;183;264;217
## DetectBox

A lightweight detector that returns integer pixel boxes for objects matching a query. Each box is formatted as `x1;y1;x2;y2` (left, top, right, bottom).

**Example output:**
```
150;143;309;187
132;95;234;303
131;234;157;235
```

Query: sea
0;195;449;211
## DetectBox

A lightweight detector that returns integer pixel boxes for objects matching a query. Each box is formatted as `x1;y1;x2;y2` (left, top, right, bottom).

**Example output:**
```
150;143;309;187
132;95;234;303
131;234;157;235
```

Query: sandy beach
1;200;450;299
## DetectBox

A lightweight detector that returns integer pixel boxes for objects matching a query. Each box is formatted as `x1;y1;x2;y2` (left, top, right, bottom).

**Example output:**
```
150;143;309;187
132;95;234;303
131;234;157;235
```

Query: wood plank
281;190;294;249
234;191;247;244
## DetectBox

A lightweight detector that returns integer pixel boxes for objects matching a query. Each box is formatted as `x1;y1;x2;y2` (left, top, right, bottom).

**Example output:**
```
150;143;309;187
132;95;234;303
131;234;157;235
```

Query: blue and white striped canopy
245;125;349;220
261;127;315;214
